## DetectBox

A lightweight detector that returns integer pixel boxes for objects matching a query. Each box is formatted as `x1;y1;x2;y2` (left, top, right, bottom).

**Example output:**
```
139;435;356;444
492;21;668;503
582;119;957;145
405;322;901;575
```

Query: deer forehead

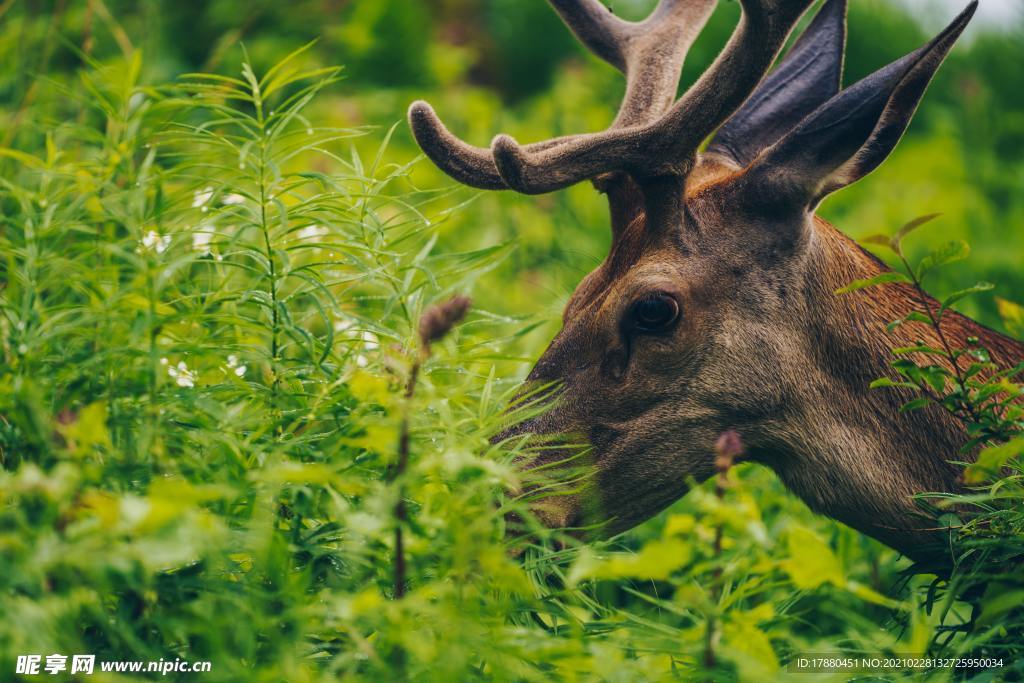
567;242;694;314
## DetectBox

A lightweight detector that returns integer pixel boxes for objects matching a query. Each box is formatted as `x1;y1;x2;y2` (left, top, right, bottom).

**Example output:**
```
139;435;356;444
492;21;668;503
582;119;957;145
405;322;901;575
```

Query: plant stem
393;354;422;600
260;171;280;403
252;86;281;419
899;253;980;423
704;442;732;672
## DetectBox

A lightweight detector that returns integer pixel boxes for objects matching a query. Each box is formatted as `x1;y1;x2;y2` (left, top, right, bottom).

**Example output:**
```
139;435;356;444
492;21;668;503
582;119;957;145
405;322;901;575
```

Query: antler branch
551;0;717;127
491;0;816;193
547;0;631;72
407;102;504;190
409;0;717;191
654;0;815;165
408;102;579;190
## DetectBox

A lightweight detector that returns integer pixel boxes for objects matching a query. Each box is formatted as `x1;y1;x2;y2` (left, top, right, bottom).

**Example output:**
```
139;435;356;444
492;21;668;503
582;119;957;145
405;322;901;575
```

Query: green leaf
963;437;1024;484
898;397;932;413
893;213;942;250
923;366;950;394
891;359;927;383
968;347;991;363
846;580;911;610
916;240;969;281
905;311;933;325
584;538;693;581
722;620;780;676
0;147;46;168
892;344;947;356
995;297;1024;339
780;526;843;589
347;369;392;405
975;378;1017;402
55;402;111;456
977;588;1024;626
869;377;918;390
940;282;994;314
860;233;896;251
834;271;910;295
887;310;935;333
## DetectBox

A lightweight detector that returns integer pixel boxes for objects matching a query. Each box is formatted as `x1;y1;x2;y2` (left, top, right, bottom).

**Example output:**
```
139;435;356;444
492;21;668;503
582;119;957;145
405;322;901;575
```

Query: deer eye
630;294;679;332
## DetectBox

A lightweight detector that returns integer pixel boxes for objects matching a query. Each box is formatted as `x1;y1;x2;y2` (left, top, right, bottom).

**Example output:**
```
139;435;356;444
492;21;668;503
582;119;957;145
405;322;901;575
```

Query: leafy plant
2;33;1022;682
838;214;1024;673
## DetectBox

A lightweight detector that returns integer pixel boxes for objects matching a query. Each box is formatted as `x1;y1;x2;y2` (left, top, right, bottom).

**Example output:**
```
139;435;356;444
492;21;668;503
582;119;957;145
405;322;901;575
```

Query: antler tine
408;102;588;190
547;0;632;73
549;0;716;126
408;102;505;190
652;0;816;167
408;0;635;191
409;0;717;192
613;0;717;127
492;0;815;194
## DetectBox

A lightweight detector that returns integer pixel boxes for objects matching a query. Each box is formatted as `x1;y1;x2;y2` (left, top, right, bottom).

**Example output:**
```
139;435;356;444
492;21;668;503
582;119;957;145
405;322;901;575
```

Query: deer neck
758;217;1022;563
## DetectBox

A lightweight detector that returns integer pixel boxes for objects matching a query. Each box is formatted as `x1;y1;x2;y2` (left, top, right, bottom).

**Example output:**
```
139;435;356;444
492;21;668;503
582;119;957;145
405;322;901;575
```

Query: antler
411;0;815;195
409;0;717;191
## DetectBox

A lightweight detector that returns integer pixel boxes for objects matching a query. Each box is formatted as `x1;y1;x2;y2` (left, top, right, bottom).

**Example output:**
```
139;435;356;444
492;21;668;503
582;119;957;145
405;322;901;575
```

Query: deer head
409;0;988;554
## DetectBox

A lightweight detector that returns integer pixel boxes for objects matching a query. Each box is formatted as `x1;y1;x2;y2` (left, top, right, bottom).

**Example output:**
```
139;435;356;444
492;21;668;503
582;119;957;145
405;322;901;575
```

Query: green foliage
842;214;1024;670
0;49;538;681
834;270;910;294
850;214;1022;446
0;50;948;682
1;2;1022;681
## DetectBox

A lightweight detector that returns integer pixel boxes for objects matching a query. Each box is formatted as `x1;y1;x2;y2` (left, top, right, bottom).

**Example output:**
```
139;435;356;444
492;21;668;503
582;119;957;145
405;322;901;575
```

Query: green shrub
1;36;1022;683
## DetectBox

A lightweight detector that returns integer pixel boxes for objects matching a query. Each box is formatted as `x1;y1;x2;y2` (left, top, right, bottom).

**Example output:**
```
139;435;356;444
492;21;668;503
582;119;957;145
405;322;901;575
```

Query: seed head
418;295;472;349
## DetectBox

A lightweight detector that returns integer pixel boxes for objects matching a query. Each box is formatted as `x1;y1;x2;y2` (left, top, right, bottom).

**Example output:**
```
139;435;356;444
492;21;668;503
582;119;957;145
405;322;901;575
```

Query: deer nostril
527;357;560;382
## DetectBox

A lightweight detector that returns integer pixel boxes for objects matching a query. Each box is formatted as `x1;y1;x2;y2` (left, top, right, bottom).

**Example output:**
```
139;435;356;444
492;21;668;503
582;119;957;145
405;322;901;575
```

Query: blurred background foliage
2;0;1022;335
0;0;1021;680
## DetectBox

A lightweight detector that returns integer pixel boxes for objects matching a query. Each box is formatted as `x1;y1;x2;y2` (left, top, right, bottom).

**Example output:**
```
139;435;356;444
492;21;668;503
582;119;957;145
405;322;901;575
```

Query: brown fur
507;158;1022;564
769;217;1022;556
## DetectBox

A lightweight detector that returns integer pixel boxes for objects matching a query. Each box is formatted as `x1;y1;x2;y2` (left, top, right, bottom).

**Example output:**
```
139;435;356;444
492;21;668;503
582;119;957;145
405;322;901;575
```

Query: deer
407;0;1023;565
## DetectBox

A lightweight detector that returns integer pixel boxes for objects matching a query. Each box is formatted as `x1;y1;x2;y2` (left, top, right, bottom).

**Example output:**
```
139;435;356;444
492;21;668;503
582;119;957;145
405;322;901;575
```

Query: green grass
1;21;1022;683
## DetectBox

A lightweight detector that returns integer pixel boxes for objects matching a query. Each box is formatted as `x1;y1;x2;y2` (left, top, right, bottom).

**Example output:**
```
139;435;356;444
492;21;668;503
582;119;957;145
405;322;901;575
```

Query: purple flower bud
714;430;743;473
418;295;472;347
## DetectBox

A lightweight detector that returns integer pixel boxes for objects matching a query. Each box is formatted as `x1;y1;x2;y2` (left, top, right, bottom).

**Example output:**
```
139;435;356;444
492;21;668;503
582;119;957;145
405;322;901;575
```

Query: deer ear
706;0;846;167
744;1;976;210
